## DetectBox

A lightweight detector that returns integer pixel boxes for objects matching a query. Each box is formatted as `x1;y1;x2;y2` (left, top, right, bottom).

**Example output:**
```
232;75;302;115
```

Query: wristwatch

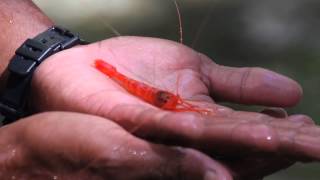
0;26;87;125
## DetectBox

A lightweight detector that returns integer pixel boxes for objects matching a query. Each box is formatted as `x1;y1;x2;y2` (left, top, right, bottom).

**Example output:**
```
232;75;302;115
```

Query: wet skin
0;112;230;180
2;0;318;179
25;36;319;179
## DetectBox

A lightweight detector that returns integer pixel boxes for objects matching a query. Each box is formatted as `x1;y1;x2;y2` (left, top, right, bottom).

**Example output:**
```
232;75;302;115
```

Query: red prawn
94;59;212;115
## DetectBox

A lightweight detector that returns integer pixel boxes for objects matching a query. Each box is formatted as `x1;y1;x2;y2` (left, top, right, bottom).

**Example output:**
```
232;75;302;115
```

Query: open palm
31;36;320;179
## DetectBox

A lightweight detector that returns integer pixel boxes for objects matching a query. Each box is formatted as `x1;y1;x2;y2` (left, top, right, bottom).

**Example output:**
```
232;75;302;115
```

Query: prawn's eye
154;91;173;108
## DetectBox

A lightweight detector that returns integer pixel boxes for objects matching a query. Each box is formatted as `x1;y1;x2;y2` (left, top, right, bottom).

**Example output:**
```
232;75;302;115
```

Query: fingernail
204;171;217;180
261;107;288;118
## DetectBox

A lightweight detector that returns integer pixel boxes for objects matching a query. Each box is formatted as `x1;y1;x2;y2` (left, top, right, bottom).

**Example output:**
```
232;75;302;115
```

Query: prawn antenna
101;21;122;37
172;0;183;44
192;2;214;48
80;0;122;37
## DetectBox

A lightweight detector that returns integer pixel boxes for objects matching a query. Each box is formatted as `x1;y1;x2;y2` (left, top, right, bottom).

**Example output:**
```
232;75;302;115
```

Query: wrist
0;0;53;76
0;26;86;122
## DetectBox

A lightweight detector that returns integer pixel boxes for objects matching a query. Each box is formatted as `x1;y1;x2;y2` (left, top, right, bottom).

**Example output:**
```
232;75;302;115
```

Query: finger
109;105;320;161
225;109;314;127
199;54;302;107
286;114;315;125
109;105;279;153
224;155;295;180
275;115;320;161
7;112;232;180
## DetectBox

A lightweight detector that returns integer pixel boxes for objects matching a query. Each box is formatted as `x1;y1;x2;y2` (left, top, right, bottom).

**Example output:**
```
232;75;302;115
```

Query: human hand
0;112;232;179
30;36;319;179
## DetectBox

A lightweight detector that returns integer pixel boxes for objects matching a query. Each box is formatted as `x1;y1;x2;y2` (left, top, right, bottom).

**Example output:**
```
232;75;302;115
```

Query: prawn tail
94;59;117;77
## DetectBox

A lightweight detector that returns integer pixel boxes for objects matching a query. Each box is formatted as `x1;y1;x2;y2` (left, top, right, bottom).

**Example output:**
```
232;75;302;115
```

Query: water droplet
139;151;147;156
11;149;16;157
52;175;58;180
112;146;120;151
128;149;138;156
266;136;272;141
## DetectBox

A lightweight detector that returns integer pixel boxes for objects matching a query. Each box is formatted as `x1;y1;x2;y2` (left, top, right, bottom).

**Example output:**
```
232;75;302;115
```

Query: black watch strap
0;26;87;125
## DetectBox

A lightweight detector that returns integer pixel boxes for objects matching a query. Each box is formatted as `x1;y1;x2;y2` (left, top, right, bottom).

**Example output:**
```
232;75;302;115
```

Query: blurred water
33;0;320;179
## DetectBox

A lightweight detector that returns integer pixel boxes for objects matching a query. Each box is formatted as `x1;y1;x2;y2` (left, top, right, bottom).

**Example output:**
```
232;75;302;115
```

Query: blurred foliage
33;0;319;179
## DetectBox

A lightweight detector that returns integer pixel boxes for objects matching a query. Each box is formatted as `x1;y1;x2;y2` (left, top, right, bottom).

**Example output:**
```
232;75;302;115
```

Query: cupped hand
0;112;231;180
31;36;319;179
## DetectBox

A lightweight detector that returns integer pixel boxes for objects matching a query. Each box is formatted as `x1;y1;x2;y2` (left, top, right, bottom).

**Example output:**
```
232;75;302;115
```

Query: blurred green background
33;0;319;179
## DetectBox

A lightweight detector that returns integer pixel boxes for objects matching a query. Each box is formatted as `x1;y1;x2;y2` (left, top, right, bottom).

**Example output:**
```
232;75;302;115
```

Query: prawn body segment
95;59;161;105
94;59;213;115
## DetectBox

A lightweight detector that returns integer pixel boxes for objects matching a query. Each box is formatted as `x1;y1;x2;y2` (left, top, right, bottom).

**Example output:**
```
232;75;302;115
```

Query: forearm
0;0;53;74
